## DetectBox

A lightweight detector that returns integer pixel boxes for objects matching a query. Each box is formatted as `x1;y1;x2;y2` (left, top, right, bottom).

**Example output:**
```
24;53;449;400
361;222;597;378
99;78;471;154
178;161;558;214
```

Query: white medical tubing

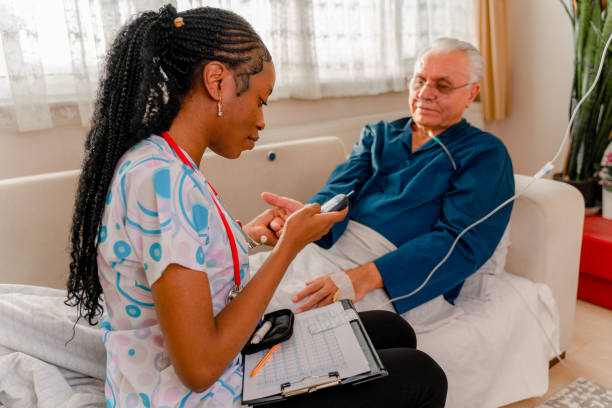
550;32;612;166
427;130;458;170
377;31;612;310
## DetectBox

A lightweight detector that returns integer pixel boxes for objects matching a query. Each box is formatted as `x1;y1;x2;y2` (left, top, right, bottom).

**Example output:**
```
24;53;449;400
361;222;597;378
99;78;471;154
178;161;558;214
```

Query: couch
0;136;584;407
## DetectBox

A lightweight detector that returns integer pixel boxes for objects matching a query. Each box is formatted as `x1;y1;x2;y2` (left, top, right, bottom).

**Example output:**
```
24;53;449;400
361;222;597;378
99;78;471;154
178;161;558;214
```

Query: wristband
329;271;355;301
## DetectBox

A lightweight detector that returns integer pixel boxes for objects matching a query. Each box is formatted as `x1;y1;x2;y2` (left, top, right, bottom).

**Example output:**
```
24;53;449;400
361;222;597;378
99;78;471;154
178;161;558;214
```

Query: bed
0;136;584;407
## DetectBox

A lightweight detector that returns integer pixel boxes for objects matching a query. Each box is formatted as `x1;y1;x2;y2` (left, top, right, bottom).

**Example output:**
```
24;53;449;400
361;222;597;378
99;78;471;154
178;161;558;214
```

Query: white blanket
0;221;559;407
0;285;106;408
251;220;464;332
250;220;560;408
420;272;559;408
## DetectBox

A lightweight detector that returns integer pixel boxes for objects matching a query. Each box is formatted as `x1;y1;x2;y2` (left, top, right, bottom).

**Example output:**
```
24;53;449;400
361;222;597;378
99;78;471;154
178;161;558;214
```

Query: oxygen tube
376;31;612;377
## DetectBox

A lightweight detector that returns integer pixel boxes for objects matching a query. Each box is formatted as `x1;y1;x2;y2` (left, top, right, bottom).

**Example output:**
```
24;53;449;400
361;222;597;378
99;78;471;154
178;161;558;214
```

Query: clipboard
242;300;387;406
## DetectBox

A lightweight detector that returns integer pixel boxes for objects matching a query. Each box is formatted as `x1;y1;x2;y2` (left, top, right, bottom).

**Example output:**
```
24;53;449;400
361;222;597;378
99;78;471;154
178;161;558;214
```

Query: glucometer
320;190;355;213
243;309;294;354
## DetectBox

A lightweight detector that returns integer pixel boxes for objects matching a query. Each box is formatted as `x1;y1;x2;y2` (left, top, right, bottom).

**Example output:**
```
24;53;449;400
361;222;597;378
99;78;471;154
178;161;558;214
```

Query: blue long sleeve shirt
308;117;515;314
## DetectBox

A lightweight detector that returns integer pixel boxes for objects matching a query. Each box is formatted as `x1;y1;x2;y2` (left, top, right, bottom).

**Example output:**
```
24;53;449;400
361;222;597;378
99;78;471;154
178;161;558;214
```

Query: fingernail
291;295;298;301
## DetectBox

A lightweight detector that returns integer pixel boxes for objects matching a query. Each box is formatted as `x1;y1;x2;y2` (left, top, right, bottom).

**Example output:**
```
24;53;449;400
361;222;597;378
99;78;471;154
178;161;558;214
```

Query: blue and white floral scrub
98;134;249;407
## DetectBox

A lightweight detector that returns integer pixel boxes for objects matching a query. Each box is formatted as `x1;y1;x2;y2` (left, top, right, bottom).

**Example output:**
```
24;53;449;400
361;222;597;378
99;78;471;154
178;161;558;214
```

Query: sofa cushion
457;225;511;301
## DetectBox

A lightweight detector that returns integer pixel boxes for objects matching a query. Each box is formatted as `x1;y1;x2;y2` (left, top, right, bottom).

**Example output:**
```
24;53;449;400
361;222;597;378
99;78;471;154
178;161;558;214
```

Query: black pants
273;311;448;408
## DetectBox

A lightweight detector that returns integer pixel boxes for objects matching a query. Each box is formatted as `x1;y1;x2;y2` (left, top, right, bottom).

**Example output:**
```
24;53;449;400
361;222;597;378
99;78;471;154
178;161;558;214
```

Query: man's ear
466;83;481;108
202;61;229;101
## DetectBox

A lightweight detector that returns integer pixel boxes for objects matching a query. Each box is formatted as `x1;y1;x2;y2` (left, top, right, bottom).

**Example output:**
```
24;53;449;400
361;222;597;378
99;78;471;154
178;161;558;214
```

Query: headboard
0;137;346;290
0;137;583;352
0;170;80;289
201;136;347;222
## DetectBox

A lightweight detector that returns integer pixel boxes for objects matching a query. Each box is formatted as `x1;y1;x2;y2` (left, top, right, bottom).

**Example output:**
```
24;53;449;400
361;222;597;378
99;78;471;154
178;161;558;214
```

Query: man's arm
374;139;514;313
306;124;377;248
294;137;514;314
292;261;382;313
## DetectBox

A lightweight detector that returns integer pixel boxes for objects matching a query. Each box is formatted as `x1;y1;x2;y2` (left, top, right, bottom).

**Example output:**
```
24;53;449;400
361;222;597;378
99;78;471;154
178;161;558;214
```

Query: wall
1;0;572;180
0;91;483;180
483;0;574;177
260;92;482;152
0;93;409;179
1;124;87;180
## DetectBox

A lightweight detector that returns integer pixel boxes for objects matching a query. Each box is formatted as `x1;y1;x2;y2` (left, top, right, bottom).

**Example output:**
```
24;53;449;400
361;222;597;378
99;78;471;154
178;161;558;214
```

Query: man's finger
295;289;329;313
292;280;323;302
317;293;334;308
269;217;284;232
261;192;303;213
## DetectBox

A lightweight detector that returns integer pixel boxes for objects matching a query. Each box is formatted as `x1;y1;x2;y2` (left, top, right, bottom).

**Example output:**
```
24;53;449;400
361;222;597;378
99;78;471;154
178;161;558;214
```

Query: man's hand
243;208;285;246
261;192;304;237
292;275;338;313
292;262;384;313
243;192;304;246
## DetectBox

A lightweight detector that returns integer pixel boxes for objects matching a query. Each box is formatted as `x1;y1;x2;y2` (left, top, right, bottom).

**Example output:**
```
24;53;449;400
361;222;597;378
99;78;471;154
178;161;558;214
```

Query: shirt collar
400;118;415;151
403;118;469;153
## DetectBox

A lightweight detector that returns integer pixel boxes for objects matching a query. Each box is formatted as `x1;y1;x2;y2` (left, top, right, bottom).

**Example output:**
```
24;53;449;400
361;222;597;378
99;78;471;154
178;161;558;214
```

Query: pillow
457;225;511;301
400;294;464;333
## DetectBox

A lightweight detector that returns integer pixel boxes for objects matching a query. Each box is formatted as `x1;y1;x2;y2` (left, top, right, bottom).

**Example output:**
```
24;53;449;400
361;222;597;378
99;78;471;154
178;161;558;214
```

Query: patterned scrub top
97;135;249;408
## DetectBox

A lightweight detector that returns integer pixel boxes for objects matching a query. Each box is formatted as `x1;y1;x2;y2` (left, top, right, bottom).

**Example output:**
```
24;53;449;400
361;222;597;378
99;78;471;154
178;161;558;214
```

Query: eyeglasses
409;78;474;95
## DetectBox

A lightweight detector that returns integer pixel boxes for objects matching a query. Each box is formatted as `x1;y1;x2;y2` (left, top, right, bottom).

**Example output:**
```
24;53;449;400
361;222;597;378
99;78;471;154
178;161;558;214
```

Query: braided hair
66;4;272;325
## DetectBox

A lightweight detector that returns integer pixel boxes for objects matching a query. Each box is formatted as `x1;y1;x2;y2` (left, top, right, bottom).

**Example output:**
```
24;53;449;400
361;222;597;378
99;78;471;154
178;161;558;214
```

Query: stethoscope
161;131;260;304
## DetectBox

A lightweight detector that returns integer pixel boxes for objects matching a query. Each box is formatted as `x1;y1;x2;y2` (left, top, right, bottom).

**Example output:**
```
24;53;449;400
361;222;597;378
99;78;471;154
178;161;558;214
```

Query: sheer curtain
477;0;510;120
0;0;476;132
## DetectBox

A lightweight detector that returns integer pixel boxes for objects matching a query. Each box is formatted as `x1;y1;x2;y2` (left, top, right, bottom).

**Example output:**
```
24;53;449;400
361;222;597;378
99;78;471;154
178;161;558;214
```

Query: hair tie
173;17;184;28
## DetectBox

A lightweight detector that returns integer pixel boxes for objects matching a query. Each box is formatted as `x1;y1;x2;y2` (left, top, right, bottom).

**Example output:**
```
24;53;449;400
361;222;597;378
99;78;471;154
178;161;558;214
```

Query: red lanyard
161;132;241;287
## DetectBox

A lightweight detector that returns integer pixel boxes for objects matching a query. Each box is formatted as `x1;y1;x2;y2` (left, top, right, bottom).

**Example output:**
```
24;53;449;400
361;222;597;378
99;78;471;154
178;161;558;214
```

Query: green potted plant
556;0;612;208
600;141;612;218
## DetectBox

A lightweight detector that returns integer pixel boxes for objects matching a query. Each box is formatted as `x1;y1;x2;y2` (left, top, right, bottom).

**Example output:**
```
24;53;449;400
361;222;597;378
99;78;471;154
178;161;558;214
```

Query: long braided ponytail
66;4;271;325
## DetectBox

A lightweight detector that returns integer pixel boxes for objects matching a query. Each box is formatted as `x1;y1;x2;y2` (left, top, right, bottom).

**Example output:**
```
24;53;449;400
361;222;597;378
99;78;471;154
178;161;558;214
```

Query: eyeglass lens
410;78;470;95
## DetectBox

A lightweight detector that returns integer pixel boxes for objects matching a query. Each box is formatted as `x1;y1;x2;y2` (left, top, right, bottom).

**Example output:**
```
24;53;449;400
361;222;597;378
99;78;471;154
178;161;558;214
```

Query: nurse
66;4;447;407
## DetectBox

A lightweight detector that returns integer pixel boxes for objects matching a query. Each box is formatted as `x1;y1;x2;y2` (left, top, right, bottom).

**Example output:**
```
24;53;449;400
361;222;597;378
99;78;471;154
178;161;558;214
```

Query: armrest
507;174;584;352
0;170;81;289
3;144;583;353
0;137;347;289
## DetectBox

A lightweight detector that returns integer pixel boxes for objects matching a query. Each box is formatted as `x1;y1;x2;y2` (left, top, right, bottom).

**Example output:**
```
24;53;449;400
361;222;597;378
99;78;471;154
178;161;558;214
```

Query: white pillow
457;225;511;301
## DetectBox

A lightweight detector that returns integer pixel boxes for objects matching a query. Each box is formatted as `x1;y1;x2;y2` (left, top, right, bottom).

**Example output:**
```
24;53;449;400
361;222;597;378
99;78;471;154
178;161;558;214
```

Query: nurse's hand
261;192;304;237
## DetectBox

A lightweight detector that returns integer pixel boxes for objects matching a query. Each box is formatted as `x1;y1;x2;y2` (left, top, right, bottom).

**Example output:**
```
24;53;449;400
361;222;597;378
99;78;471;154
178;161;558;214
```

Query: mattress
0;271;558;408
415;272;559;408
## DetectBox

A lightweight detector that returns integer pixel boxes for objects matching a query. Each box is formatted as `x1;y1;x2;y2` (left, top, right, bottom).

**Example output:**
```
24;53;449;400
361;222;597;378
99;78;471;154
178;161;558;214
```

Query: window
0;0;476;131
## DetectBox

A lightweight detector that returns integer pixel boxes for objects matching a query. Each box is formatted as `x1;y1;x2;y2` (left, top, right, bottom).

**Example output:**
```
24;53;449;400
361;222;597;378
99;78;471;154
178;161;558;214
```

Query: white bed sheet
255;268;559;408
0;285;105;408
0;273;558;408
249;220;560;408
415;272;559;408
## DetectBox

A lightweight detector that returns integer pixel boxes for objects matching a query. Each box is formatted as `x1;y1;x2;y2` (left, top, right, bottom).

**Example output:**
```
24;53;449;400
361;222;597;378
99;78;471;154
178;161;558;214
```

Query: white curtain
0;0;476;132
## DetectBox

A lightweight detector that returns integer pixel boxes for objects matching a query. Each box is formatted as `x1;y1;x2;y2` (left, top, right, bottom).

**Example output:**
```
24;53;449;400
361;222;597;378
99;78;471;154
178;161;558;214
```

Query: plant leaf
559;0;576;25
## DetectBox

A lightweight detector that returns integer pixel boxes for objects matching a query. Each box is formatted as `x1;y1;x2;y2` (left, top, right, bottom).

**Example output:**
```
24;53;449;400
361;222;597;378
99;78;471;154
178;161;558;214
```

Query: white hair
414;37;484;83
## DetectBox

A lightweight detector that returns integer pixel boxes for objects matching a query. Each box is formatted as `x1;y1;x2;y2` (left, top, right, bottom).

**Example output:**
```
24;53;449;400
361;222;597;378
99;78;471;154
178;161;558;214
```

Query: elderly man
260;37;514;315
